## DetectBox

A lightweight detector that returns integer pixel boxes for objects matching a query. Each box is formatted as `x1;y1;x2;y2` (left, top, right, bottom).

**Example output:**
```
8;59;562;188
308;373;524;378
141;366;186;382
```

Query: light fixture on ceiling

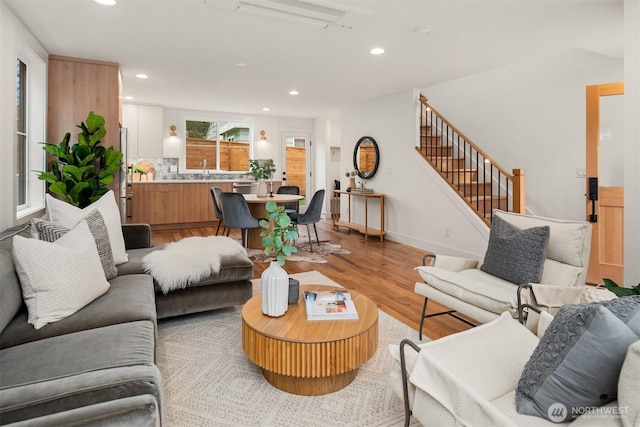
289;90;299;95
95;0;116;5
136;73;149;79
124;96;134;100
169;125;177;137
262;107;271;112
235;62;247;67
236;0;372;30
370;47;385;55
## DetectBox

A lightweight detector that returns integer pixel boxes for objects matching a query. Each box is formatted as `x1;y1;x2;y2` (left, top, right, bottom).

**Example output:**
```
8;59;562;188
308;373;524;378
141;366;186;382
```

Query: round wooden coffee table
241;285;378;396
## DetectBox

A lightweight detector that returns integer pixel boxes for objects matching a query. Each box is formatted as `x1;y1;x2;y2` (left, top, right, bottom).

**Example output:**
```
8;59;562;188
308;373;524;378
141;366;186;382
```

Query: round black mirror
353;136;379;179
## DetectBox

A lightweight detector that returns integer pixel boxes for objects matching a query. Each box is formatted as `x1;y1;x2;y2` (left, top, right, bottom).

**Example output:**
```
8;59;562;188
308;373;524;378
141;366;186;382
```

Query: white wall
0;1;47;229
624;0;640;285
425;48;623;221
341;89;490;259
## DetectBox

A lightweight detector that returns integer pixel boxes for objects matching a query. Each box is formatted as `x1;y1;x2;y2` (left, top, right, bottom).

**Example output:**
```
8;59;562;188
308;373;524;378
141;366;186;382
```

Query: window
15;42;46;219
16;59;27;206
182;119;251;173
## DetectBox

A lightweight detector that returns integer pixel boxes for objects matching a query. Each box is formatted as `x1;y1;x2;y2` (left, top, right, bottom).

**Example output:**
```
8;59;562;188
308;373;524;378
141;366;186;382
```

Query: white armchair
389;309;638;427
414;210;592;339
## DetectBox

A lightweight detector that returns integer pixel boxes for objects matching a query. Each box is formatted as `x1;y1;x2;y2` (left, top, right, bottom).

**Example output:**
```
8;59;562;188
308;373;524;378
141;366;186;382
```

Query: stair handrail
419;94;515;182
419;94;525;218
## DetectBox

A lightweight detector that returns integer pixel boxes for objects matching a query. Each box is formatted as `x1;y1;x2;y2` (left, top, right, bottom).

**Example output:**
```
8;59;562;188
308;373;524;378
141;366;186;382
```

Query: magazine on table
304;290;359;320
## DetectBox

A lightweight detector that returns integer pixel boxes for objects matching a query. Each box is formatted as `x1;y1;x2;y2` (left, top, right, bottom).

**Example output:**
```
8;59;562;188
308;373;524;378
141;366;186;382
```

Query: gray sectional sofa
0;223;254;425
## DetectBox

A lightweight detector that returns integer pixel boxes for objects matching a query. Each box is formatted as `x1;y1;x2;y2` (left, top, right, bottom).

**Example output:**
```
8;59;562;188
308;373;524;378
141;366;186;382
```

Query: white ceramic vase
261;261;289;317
256;180;268;197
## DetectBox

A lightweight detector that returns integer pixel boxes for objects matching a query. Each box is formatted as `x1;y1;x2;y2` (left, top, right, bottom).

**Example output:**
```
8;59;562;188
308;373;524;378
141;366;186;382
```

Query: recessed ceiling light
94;0;116;5
136;73;149;79
262;107;271;112
369;47;385;55
124;96;134;100
235;62;247;67
289;90;299;95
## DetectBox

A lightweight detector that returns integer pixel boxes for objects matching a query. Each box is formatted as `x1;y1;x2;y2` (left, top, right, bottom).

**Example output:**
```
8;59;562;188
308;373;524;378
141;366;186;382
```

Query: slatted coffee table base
262;368;358;396
241;285;379;396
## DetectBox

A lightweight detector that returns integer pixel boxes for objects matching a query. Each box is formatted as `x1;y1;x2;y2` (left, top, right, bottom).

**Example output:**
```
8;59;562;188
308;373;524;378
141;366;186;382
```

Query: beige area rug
157;271;423;426
246;230;350;264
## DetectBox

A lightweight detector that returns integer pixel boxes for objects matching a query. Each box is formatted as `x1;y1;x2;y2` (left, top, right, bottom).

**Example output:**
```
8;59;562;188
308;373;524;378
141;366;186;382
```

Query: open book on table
304;290;359;320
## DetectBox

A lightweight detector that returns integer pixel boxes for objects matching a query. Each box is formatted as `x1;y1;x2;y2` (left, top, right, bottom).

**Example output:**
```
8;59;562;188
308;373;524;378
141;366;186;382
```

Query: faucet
203;159;207;179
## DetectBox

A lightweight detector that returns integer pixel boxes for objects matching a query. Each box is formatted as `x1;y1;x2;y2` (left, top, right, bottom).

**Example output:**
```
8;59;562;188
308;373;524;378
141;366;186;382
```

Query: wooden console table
332;190;385;241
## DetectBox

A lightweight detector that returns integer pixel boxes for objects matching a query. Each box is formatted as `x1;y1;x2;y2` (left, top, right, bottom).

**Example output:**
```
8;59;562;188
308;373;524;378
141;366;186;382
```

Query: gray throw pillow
516;297;640;422
32;209;118;280
481;215;550;284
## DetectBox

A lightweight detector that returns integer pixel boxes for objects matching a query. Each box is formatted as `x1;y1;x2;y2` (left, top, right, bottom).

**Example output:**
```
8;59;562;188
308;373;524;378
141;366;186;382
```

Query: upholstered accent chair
293;189;325;252
219;192;260;248
276;185;300;219
209;187;225;236
414;210;592;340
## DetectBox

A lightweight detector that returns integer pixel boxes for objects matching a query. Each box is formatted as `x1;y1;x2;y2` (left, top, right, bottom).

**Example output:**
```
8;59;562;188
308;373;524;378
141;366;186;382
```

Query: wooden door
586;83;624;285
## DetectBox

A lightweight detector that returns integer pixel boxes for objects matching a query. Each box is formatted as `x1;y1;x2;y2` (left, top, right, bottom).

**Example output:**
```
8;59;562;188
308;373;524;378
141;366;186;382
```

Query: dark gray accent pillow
481;215;550;284
32;209;118;280
516;297;640;422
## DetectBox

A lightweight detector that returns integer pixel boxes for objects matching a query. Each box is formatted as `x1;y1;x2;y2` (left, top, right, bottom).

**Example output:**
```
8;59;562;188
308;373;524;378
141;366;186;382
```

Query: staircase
418;94;525;225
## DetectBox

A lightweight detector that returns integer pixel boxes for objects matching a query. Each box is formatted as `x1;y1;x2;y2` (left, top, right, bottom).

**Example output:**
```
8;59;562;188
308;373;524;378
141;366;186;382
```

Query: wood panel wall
47;55;121;198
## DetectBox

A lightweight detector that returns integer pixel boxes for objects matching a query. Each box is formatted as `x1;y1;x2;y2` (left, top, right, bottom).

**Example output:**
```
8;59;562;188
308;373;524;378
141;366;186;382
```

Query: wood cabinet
47;55;121;198
131;182;233;228
122;104;163;159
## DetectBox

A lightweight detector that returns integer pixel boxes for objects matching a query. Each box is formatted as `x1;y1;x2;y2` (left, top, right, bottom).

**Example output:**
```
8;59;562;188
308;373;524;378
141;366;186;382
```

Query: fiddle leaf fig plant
38;112;123;208
260;201;298;266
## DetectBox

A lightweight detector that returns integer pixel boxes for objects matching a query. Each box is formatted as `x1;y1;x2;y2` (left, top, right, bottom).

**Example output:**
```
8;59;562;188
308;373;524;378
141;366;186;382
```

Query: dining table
242;193;304;249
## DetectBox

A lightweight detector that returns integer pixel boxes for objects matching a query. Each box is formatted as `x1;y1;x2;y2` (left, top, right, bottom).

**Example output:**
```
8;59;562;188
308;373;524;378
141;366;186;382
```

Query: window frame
15;41;46;220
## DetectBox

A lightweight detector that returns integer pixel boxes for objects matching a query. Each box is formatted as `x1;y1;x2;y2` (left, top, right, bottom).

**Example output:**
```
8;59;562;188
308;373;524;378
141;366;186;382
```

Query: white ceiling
5;0;624;118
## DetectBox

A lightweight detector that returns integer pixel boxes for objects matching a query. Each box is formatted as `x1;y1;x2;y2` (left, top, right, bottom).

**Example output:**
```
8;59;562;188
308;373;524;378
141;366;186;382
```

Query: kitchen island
131;180;282;229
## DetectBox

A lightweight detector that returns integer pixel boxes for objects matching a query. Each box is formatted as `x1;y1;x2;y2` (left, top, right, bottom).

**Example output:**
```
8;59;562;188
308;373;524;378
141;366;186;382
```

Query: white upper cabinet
122;104;163;159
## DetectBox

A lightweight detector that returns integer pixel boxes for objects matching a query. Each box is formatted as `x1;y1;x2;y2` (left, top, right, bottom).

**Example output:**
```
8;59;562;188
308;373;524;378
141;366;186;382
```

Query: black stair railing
418;94;525;224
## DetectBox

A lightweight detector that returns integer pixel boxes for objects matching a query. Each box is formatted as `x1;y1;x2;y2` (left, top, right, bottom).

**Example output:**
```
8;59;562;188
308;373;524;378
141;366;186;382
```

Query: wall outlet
170;165;178;172
576;167;586;178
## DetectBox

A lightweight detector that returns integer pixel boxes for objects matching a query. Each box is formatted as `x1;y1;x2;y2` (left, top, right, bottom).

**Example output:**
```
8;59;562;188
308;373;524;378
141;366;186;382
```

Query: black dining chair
219;192;260;248
277;185;300;220
210;187;225;236
293;189;325;252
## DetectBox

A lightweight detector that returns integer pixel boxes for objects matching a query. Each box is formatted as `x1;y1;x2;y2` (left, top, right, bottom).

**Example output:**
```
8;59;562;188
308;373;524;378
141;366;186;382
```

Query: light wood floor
152;219;477;340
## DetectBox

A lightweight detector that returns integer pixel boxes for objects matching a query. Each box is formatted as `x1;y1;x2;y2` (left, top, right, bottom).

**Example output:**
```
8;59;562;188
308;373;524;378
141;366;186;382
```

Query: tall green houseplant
260;201;298;266
38;111;123;208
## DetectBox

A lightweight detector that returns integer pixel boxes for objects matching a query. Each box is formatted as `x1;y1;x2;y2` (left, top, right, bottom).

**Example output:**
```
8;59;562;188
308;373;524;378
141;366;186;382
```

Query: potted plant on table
259;201;299;316
248;159;276;197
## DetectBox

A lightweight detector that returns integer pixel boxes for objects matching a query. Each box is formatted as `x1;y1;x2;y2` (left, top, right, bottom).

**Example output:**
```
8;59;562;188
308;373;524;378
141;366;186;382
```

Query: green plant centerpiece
38;111;123;208
247;159;276;181
260;201;298;266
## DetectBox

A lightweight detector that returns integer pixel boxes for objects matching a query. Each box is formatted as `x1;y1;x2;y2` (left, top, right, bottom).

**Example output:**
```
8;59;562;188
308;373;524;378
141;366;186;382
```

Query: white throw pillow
46;190;128;264
12;220;110;329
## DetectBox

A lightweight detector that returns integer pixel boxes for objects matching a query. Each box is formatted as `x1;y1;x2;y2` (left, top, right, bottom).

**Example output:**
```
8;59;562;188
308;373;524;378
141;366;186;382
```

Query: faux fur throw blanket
142;236;247;294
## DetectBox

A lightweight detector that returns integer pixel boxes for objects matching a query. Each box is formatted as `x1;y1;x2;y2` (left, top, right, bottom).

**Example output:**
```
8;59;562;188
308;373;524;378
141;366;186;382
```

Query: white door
281;131;312;198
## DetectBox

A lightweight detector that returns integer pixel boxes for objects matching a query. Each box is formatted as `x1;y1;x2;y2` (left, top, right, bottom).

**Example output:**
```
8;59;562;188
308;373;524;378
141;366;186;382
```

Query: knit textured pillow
516;296;640;422
32;209;118;280
481;215;550;284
